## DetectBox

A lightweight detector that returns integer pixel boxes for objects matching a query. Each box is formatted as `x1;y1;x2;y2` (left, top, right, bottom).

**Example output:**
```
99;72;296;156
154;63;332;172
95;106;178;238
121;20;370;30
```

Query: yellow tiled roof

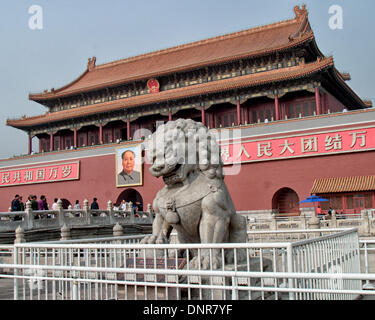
311;176;375;194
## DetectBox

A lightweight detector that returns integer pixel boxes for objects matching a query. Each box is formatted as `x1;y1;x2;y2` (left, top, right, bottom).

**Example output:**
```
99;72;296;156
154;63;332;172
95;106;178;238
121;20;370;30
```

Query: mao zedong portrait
117;149;141;186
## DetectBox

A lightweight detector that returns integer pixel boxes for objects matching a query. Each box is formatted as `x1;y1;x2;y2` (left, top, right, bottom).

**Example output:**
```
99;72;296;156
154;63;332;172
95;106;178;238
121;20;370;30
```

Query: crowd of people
9;195;148;217
10;194;48;213
9;195;88;213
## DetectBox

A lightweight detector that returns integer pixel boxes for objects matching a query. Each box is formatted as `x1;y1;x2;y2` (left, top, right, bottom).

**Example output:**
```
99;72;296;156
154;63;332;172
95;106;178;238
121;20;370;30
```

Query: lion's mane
147;118;224;180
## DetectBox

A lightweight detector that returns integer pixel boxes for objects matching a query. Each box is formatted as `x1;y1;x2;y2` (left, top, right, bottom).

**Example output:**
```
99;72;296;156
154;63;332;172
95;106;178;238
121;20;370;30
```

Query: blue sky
0;0;374;159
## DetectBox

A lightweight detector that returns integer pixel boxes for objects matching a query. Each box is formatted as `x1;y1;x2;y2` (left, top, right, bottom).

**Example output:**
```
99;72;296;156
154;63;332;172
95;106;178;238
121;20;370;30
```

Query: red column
244;107;249;125
275;94;280;121
99;124;103;144
168;110;172;121
49;133;54;152
208;113;214;129
73;129;77;148
28;135;32;155
236;100;241;125
127;119;131;140
201;106;206;126
315;87;321;115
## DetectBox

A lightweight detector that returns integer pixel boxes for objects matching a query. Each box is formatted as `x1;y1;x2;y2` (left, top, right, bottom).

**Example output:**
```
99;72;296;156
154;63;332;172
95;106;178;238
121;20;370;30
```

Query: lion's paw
189;255;221;270
140;235;157;244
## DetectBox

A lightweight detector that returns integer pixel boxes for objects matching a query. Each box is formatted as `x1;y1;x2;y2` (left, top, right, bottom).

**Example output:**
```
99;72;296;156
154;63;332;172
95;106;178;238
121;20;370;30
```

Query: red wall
1;149;374;213
324;92;345;114
225;150;375;211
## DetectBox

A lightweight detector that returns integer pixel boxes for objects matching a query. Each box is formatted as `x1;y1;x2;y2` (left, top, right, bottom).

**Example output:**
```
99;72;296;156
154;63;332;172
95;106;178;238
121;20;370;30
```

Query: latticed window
320;195;330;210
331;196;342;210
365;194;373;208
346;195;354;209
104;133;110;144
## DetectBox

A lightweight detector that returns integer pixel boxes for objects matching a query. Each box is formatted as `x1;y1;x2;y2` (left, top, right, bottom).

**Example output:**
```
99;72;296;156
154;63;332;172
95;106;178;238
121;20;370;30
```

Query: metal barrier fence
0;228;371;300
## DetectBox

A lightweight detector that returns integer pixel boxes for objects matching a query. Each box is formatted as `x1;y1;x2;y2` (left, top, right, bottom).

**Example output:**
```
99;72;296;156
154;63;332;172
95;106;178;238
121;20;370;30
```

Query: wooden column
99;124;103;144
127;119;131;140
207;112;213;129
315;87;322;115
236;100;241;125
28;135;32;155
168;110;172;121
73;129;77;148
275;94;280;121
244;107;249;125
49;133;54;152
201;106;206;126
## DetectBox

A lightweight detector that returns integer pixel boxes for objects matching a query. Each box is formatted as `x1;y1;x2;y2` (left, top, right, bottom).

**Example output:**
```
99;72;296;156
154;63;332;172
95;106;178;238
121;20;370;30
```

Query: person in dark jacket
11;195;21;212
90;198;99;216
10;195;22;221
19;196;24;211
30;195;39;211
90;198;99;209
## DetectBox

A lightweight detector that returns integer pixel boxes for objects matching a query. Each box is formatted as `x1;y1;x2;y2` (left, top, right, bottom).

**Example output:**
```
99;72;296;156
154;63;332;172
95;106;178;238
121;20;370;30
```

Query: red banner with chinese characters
220;127;375;165
0;161;80;187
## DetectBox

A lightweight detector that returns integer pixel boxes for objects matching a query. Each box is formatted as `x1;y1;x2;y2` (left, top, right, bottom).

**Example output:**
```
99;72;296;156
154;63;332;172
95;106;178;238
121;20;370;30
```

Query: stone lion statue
141;119;247;269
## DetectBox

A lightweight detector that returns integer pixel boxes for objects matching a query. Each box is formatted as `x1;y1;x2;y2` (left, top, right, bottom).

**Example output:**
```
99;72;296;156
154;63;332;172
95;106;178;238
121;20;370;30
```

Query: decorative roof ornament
289;4;310;41
294;4;308;20
87;56;96;71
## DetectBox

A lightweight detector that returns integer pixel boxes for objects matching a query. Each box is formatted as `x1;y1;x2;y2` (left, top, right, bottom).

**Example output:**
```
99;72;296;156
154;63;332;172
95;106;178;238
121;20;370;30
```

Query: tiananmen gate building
2;5;375;217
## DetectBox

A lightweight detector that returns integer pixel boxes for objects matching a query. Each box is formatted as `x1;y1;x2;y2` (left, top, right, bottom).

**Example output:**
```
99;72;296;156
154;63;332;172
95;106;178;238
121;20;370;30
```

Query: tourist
316;206;323;219
11;194;21;212
73;200;81;209
38;195;49;210
327;207;333;218
10;194;22;221
52;198;59;211
90;198;99;209
19;196;25;211
137;202;143;212
31;195;39;211
119;200;126;211
73;200;81;217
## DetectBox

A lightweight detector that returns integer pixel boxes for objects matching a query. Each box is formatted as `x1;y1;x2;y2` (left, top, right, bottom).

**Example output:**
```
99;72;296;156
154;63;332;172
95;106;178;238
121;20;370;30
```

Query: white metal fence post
73;280;78;300
287;244;295;300
13;245;19;300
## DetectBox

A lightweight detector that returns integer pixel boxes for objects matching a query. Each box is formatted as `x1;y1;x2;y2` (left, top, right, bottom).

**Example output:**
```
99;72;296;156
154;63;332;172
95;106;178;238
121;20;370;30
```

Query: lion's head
145;119;224;186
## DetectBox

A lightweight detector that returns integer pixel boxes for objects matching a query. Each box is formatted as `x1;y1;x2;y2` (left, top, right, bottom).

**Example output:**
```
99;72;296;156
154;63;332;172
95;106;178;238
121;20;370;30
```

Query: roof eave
28;34;315;102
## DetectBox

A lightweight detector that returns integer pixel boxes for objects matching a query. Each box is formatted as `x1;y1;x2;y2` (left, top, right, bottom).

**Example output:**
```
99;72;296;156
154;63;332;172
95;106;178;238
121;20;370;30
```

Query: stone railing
0;199;154;233
245;210;375;237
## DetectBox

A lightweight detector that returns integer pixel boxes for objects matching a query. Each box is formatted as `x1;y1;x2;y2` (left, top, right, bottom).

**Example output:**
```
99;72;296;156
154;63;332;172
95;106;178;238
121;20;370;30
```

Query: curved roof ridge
28;5;314;101
29;69;89;99
97;17;299;70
